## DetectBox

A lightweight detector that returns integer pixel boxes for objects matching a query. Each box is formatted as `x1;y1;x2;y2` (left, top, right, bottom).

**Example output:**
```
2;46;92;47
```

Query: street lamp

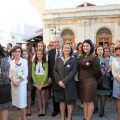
51;27;60;36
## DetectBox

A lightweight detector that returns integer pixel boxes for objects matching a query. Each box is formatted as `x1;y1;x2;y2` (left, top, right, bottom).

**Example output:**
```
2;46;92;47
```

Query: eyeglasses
49;45;53;46
115;47;120;51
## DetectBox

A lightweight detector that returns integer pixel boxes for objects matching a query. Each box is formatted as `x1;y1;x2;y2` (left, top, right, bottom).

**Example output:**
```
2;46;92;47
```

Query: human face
110;45;115;52
14;48;21;58
78;44;82;52
32;47;35;54
22;51;29;60
104;49;110;57
63;44;71;56
48;43;54;50
7;44;11;50
83;42;91;54
97;47;103;56
54;38;62;50
115;47;120;56
37;51;43;61
116;40;120;45
37;43;43;51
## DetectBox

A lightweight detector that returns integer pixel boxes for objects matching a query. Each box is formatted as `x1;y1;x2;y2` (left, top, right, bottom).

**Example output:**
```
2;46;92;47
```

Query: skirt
78;77;97;102
55;98;76;105
11;84;27;108
0;84;12;110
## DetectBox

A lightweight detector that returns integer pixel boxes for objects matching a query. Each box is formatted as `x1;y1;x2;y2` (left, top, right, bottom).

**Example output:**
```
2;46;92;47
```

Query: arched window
61;29;75;44
61;29;74;36
97;28;111;35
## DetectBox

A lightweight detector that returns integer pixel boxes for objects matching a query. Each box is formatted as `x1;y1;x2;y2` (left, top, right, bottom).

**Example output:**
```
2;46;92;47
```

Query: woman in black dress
0;45;12;120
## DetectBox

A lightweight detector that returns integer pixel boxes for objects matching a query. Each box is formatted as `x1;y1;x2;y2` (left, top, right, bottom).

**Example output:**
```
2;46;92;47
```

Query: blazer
53;56;78;100
79;54;102;81
48;49;56;80
9;57;28;85
112;57;120;78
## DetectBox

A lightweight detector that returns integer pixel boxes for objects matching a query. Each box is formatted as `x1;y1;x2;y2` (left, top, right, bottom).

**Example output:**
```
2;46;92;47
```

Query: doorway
61;29;75;44
96;28;112;46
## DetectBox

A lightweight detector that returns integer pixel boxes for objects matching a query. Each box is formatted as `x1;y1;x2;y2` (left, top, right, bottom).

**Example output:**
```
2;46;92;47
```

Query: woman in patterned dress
0;45;12;120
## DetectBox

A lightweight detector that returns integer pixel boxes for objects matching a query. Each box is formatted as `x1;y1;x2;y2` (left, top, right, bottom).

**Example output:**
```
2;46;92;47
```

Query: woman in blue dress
112;44;120;120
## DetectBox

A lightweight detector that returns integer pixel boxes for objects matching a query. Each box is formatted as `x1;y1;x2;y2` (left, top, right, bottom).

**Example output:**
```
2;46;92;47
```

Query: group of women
0;38;120;120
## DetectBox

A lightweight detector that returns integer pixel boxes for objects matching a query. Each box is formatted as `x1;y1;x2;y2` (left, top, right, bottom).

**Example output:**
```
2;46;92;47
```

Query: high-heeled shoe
38;114;42;117
99;110;104;117
99;113;104;117
93;107;98;114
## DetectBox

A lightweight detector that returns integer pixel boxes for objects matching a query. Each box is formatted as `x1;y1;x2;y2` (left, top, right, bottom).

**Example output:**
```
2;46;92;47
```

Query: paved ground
8;98;118;120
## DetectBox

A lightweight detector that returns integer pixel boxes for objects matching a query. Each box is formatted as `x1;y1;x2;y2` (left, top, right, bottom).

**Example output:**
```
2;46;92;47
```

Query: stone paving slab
8;98;118;120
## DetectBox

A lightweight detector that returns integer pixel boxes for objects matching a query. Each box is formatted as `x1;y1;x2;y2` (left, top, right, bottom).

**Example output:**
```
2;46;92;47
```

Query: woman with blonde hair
53;42;78;120
112;44;120;120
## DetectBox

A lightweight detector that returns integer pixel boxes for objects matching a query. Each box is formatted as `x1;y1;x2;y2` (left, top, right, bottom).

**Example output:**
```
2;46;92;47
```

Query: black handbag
53;81;63;92
97;75;111;90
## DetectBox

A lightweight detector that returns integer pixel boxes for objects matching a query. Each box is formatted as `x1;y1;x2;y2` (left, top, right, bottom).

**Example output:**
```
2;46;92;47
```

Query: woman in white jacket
112;44;120;120
9;46;28;120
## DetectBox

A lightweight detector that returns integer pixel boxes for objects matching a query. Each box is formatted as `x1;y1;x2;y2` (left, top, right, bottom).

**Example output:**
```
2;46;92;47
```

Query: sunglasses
115;47;120;51
49;45;53;46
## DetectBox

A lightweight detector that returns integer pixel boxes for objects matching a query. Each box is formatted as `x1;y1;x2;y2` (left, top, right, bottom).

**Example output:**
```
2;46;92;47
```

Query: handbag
53;81;63;92
97;75;111;90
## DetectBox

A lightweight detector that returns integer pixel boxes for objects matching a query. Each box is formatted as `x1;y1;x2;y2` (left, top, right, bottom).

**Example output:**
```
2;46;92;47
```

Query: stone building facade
42;2;120;46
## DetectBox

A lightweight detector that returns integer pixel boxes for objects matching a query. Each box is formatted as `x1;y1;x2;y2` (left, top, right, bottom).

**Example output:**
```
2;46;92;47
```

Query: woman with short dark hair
78;39;102;120
9;46;28;120
0;45;12;120
94;45;111;117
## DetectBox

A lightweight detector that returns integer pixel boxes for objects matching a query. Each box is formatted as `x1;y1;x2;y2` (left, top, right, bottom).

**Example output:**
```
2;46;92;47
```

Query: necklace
38;62;41;73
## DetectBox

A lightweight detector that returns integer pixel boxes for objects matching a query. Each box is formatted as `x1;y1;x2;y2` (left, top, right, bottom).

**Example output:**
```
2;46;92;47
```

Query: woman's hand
12;82;19;87
59;81;65;88
108;68;112;72
102;70;106;75
74;75;79;81
48;77;52;84
35;84;39;90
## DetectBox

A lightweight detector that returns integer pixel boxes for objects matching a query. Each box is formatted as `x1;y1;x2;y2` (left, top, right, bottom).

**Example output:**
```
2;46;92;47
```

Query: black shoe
99;113;104;117
51;111;59;117
99;110;104;117
38;114;42;117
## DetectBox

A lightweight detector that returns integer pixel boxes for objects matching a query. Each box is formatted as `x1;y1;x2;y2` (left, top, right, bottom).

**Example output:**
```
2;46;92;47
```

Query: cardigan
32;62;48;86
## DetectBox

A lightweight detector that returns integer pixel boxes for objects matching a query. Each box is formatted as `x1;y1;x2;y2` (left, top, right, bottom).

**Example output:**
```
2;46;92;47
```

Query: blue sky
46;0;120;9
